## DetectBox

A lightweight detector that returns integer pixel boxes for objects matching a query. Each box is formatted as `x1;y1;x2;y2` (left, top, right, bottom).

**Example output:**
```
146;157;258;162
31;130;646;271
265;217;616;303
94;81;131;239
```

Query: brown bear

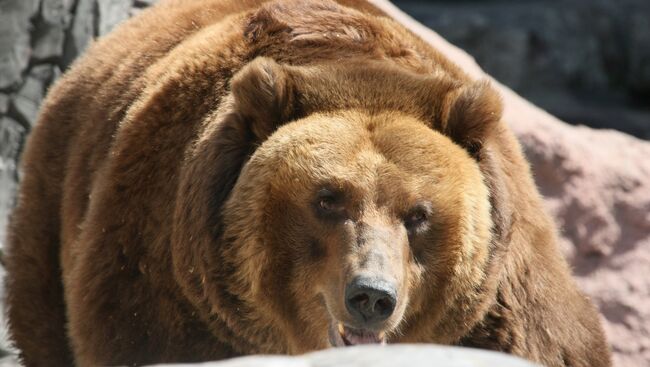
4;0;611;366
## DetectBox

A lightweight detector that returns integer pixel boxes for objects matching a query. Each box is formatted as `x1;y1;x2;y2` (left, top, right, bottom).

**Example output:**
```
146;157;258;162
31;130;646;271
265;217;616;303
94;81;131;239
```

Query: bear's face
173;57;502;354
223;109;493;352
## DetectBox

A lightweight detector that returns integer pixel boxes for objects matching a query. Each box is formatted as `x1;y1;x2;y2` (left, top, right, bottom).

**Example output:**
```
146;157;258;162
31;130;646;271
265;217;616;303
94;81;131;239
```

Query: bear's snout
344;276;397;328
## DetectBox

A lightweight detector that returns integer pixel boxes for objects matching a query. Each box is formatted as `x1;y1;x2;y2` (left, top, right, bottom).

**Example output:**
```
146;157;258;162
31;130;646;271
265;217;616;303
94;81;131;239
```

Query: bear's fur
4;0;611;366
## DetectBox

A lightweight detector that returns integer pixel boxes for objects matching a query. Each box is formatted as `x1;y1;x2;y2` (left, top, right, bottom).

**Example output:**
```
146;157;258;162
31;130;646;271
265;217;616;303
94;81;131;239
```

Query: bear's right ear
229;57;297;142
440;80;503;158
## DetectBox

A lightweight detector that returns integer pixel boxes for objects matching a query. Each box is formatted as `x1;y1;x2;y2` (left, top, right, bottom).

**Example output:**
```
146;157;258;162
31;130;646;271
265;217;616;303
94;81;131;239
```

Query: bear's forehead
268;111;468;168
255;110;479;196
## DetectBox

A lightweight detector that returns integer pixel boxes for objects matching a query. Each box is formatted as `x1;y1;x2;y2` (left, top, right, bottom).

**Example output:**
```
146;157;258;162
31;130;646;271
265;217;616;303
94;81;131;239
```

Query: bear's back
4;1;611;366
8;1;466;365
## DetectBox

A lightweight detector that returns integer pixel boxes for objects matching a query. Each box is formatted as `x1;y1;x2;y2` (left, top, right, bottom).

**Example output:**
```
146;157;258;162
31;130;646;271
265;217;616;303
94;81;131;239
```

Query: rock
517;122;650;367
0;119;23;360
0;356;18;366
29;64;59;86
0;117;24;182
393;0;650;139
395;2;608;93
97;0;133;36
63;0;96;68
32;0;74;61
134;0;156;8
0;265;16;361
0;4;32;89
0;95;9;115
159;345;538;367
0;117;25;252
32;24;66;61
41;0;73;26
10;76;44;128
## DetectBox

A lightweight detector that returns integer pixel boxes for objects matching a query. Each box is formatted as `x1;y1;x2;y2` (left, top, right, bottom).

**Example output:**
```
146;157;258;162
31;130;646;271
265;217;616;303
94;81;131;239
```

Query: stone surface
63;0;97;67
32;24;66;61
134;0;157;8
29;64;59;86
10;76;44;128
0;95;8;115
31;0;73;60
515;120;650;367
160;345;538;367
41;0;74;26
0;117;25;252
0;6;32;89
0;265;14;362
98;0;133;36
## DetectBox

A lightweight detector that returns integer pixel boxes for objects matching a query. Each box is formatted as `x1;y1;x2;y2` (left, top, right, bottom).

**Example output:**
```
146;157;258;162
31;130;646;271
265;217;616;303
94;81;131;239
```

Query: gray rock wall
0;0;141;359
0;0;149;250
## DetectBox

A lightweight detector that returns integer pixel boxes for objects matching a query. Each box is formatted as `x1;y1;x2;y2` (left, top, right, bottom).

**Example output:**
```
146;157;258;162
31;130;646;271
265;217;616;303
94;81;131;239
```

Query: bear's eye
408;210;427;223
314;188;345;219
404;203;432;232
319;197;336;211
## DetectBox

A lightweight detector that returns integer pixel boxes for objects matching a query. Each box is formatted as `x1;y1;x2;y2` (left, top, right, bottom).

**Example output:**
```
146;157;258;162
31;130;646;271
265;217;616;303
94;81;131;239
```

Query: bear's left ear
230;57;297;142
441;80;503;158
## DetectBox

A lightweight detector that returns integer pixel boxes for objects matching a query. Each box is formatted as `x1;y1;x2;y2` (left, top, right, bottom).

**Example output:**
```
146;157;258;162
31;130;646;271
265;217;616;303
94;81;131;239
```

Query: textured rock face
0;0;648;366
0;117;25;249
0;0;145;250
514;121;650;367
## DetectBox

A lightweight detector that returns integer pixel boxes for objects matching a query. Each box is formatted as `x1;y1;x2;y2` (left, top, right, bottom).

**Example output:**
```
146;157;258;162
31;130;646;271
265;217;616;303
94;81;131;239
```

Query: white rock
157;345;538;367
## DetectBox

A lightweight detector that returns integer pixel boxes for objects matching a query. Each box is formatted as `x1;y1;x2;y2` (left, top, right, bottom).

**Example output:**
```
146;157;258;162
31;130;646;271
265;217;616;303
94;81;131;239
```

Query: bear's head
172;57;505;354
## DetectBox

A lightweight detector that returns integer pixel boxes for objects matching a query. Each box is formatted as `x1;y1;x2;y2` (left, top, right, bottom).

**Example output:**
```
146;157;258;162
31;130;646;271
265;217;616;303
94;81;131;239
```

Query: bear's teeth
338;325;386;346
345;332;378;345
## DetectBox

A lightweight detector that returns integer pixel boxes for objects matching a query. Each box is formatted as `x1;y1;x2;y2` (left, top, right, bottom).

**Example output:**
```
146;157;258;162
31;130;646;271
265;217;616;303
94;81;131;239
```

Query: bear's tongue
337;323;386;346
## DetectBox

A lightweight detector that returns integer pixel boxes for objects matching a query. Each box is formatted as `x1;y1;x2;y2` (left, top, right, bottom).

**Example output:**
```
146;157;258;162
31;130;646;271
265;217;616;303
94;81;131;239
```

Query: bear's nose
345;277;397;326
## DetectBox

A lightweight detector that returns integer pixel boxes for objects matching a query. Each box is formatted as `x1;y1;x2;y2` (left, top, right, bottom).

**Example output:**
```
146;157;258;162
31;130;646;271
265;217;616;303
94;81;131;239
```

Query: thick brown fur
4;0;610;366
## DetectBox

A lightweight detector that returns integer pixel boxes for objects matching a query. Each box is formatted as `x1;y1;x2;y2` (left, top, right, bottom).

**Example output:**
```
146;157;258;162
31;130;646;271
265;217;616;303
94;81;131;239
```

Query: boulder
0;95;8;115
10;76;44;128
0;117;25;252
62;0;96;67
0;0;37;89
97;0;133;36
158;345;538;367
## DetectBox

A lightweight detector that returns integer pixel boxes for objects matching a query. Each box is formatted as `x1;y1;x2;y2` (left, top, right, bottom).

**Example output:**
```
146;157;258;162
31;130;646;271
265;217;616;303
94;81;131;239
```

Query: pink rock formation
517;120;650;367
372;1;650;366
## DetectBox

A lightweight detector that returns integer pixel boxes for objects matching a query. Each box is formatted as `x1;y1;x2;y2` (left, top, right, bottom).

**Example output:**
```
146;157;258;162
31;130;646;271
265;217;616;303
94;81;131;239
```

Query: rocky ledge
157;345;538;367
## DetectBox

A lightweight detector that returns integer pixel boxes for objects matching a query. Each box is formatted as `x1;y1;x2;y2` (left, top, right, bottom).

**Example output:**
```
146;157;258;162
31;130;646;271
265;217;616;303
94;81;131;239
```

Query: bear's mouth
329;322;386;347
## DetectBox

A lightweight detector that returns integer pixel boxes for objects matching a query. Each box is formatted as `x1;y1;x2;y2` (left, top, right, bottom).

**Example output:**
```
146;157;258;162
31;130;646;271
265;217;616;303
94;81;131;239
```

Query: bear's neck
458;237;592;367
